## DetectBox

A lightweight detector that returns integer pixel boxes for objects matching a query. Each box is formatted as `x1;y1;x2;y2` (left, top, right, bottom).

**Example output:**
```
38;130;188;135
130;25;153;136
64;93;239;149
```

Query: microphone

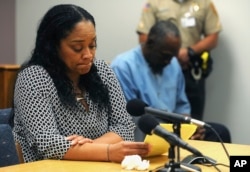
126;99;210;127
138;114;203;156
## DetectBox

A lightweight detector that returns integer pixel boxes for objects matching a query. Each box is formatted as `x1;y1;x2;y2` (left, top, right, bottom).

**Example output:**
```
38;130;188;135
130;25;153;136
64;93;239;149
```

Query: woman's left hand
66;134;93;146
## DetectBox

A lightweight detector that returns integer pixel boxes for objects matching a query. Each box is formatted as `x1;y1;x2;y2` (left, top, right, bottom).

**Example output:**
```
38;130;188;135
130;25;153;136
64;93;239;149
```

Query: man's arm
178;32;219;68
190;32;219;54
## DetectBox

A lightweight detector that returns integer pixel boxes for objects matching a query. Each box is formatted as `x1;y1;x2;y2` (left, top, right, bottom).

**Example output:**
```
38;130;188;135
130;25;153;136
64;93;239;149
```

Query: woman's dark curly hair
20;4;111;112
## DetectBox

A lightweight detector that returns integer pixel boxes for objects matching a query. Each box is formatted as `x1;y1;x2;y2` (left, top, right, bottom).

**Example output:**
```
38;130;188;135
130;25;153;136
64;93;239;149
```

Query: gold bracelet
107;144;110;161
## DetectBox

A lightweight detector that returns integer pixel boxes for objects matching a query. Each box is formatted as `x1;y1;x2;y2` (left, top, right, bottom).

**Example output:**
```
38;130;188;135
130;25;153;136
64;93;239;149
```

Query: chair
0;108;13;125
0;108;23;167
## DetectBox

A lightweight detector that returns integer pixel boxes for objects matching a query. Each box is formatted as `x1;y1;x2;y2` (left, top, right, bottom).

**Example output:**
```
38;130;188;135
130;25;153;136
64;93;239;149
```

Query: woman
13;4;149;163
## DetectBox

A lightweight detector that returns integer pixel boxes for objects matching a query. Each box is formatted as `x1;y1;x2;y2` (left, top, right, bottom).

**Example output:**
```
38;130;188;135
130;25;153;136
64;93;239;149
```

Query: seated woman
12;4;149;163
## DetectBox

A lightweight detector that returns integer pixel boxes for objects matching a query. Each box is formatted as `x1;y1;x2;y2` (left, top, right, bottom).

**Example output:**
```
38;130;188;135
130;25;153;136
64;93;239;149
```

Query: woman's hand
66;134;93;146
108;141;150;163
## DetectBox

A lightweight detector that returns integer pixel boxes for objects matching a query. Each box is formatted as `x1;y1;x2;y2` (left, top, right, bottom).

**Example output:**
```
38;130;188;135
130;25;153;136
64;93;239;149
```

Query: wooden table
0;140;249;172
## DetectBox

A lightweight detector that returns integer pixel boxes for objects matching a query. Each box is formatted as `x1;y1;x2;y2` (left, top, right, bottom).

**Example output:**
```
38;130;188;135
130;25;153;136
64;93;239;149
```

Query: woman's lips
77;61;93;74
78;61;93;66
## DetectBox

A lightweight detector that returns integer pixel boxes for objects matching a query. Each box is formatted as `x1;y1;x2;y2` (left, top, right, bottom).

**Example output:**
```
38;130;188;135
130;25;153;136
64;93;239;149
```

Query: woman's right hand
108;141;150;163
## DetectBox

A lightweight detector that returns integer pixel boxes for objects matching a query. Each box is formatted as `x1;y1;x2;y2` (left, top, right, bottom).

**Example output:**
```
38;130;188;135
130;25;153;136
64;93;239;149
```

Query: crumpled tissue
121;155;150;171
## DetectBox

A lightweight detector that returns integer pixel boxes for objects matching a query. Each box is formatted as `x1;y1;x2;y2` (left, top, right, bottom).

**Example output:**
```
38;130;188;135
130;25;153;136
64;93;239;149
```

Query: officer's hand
177;48;189;69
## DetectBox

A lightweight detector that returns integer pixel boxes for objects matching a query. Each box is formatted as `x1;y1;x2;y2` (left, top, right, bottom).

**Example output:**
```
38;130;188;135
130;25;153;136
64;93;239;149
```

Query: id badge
181;17;196;27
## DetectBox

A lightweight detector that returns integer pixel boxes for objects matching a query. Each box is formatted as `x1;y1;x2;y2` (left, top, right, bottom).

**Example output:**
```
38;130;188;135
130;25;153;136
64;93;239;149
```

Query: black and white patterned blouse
13;59;135;162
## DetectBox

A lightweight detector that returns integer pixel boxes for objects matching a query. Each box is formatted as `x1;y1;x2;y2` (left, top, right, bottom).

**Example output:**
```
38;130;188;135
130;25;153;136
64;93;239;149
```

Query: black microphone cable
204;124;230;160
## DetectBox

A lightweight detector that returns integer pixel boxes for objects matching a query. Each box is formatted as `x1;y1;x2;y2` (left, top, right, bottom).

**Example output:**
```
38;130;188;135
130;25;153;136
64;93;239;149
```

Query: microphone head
138;114;159;135
126;99;148;116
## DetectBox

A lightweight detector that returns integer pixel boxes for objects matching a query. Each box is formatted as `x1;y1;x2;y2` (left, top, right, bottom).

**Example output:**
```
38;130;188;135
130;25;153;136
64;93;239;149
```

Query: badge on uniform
181;16;195;27
181;2;200;28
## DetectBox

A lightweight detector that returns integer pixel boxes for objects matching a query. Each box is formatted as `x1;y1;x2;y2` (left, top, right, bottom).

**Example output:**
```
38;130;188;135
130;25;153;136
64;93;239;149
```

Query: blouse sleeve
14;66;71;160
95;60;136;141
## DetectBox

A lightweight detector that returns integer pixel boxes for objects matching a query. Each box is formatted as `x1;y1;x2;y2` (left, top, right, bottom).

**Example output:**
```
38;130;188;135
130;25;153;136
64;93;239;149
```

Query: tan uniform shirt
137;0;222;48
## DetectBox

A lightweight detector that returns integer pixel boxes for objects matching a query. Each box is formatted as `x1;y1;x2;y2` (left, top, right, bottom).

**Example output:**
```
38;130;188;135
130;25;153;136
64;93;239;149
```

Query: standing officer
136;0;221;120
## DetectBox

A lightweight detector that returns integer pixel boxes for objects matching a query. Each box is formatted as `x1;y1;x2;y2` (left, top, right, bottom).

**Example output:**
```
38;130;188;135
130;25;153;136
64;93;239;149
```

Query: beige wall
0;0;15;64
15;0;250;145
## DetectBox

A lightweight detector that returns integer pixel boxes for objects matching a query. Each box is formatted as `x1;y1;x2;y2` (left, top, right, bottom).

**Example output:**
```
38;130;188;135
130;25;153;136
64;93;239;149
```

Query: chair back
0;108;23;166
0;124;19;167
0;108;13;125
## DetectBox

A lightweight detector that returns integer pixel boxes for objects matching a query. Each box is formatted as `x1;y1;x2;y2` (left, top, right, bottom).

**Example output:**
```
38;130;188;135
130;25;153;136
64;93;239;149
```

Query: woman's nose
81;48;93;59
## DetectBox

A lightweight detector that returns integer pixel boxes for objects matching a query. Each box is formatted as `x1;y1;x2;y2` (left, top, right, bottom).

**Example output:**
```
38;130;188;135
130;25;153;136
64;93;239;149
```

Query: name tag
181;17;196;27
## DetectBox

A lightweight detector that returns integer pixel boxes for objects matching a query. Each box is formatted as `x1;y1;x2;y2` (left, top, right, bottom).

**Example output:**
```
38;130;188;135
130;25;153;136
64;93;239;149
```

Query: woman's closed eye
72;46;83;53
89;44;97;50
72;44;96;53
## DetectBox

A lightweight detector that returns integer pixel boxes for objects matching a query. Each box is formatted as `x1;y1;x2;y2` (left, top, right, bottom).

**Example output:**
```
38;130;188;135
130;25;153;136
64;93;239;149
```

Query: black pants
183;70;231;143
204;122;231;143
183;70;205;120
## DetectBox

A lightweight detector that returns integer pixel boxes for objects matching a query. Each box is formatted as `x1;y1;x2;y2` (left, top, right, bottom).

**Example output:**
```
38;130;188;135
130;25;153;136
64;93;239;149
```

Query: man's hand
190;126;206;140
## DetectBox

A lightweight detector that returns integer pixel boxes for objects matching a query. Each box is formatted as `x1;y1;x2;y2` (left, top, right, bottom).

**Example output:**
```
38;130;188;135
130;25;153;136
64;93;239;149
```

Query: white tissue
121;155;150;171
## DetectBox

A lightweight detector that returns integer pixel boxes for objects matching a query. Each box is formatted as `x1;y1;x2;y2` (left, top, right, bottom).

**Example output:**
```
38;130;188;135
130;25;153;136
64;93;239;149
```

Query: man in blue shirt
111;20;231;143
111;31;188;115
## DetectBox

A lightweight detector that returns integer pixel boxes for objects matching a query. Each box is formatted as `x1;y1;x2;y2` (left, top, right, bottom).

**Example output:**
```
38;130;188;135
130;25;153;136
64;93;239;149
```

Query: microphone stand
173;122;181;162
157;123;201;172
157;144;187;172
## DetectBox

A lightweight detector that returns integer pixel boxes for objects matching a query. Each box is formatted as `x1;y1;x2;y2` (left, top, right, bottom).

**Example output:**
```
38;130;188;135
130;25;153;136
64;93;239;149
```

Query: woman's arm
66;132;123;145
63;141;150;163
93;132;123;144
63;132;149;163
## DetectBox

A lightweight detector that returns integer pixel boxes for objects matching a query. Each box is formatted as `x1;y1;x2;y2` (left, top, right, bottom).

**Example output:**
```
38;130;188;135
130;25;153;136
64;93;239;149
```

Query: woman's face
58;20;96;79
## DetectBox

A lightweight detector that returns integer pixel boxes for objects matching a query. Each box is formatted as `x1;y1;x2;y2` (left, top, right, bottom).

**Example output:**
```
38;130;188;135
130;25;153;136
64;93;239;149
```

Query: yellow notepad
144;124;197;157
